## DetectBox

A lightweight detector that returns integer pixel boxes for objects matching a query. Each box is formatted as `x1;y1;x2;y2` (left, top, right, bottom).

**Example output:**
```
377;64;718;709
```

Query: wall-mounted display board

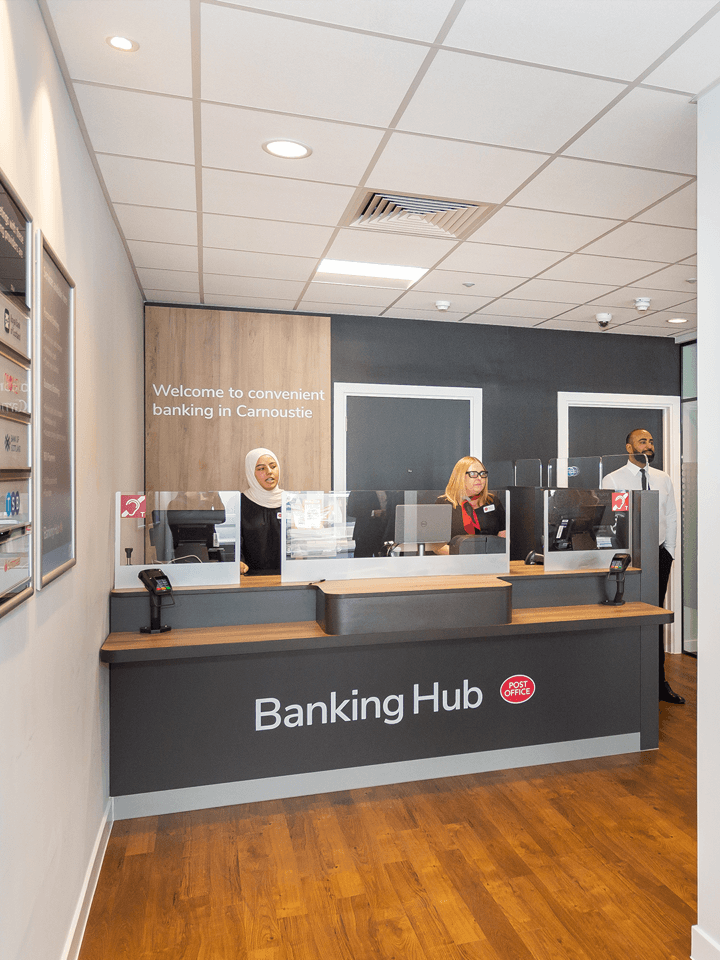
145;307;331;494
0;172;33;617
35;236;75;587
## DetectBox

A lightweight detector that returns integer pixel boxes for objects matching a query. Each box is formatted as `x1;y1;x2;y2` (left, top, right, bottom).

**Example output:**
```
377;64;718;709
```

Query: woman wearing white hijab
240;447;284;574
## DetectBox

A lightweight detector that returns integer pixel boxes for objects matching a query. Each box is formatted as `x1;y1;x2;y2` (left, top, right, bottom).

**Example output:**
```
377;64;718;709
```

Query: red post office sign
500;675;535;703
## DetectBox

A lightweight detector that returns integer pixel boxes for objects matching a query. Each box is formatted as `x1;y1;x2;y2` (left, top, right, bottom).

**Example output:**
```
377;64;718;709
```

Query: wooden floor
80;655;696;960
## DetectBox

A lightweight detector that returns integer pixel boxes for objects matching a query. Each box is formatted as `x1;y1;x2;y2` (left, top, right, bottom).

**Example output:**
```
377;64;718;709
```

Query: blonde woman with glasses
432;456;506;554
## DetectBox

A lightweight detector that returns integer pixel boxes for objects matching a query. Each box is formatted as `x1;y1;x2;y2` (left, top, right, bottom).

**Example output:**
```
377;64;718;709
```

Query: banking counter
103;485;671;819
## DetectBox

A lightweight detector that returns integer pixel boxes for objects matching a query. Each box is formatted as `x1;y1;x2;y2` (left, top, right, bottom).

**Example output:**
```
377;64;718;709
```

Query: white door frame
558;391;682;652
333;383;483;492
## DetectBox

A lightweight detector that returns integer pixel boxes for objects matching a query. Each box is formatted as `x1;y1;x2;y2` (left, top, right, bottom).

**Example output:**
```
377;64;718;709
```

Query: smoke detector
436;300;451;311
634;297;651;311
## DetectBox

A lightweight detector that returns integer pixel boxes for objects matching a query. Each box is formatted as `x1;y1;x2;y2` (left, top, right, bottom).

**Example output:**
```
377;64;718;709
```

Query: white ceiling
40;0;717;338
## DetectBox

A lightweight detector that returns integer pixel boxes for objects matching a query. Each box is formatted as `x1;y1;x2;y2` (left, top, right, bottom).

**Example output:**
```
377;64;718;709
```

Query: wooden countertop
101;601;672;663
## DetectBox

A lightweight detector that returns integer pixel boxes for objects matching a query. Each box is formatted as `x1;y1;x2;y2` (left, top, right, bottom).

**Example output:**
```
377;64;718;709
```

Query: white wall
0;3;144;959
693;83;720;960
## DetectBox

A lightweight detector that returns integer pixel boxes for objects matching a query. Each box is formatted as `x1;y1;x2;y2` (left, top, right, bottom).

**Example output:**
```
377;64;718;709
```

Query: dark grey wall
331;315;680;465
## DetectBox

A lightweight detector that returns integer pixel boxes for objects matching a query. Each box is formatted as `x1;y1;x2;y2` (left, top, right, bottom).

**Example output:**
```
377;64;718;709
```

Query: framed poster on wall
0;169;33;618
35;235;75;587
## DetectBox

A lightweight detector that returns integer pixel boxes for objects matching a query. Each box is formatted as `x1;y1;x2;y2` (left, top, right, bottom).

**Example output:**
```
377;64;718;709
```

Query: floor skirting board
692;926;720;960
61;799;113;960
113;733;640;820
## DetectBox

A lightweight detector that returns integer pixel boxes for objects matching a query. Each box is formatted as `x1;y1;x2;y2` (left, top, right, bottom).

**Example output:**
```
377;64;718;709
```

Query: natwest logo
500;675;535;703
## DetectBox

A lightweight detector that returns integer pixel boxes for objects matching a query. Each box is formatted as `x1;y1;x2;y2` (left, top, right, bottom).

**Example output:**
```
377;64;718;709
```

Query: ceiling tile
368;132;548;203
610;320;678;336
508;277;618;302
203;295;300;311
126;239;198;272
115;204;198;245
565;88;696;174
623;262;699;292
203;274;305;298
553;304;640;324
539;253;666;286
392;290;493;313
97;154;196;208
631;309;697;328
302;282;398;307
473;207;620;251
202;168;356;223
300;301;382;316
588;287;696;311
461;314;540;328
203;214;334;256
581;221;696;262
412;269;527;298
74;84;194;164
201;4;429;125
398;50;621;152
440;243;564;277
476;299;578;319
203;248;317;281
635;182;696;228
382;307;475;322
136;267;199;294
218;0;456;41
202;103;386;184
144;290;202;305
535;318;617;334
45;0;192;95
512;156;693;218
643;10;720;93
325;229;456;267
442;0;718;79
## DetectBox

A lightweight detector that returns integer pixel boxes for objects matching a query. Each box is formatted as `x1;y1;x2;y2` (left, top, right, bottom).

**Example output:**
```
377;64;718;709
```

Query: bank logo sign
256;674;539;731
500;675;535;703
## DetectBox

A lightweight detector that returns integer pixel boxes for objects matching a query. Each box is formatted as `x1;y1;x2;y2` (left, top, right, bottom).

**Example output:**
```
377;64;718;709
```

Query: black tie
641;468;648;490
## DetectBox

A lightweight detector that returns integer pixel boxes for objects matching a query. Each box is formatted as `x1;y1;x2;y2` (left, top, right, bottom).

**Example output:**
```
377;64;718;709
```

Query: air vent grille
352;192;493;239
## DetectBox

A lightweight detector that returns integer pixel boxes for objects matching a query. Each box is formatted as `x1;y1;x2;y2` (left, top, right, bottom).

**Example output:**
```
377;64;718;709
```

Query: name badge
483;504;495;513
276;511;282;520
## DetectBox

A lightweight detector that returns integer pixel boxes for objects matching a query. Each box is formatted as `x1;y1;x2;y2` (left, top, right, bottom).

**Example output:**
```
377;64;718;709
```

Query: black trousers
658;545;673;686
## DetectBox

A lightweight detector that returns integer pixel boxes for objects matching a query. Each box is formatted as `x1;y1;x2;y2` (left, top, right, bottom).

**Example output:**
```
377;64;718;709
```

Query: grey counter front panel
109;626;644;797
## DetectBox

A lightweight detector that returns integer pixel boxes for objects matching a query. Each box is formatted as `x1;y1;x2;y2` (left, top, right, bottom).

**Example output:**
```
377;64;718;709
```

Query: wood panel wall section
145;307;331;493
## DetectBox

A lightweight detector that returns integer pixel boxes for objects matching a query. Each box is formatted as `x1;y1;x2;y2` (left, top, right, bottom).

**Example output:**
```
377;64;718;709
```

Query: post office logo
500;675;535;703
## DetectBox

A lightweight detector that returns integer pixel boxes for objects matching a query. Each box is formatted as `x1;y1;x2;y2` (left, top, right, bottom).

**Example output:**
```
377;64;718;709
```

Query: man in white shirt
601;428;684;704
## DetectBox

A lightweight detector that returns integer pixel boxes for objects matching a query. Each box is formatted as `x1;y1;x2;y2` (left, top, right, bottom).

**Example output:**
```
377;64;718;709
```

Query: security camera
596;312;612;329
435;300;451;311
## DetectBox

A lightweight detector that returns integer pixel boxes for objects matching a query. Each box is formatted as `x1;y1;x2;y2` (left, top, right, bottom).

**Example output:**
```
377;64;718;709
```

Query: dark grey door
568;406;665;472
345;396;471;490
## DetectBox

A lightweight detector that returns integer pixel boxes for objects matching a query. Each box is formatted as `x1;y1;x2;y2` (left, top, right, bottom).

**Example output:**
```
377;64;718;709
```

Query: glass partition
114;491;240;588
544;488;630;571
484;460;514;488
600;454;630;482
514;459;542;487
548;457;602;489
281;489;510;582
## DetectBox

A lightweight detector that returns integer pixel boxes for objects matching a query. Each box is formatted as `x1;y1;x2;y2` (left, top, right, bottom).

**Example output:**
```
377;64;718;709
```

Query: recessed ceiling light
668;317;688;324
317;259;427;284
263;140;312;159
106;36;139;52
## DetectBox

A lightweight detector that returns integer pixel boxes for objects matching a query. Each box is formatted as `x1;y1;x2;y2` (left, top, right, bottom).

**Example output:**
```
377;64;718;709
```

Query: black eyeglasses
466;470;488;479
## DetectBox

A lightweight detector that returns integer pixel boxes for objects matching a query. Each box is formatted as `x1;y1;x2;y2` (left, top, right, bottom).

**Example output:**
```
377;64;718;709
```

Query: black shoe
659;681;685;704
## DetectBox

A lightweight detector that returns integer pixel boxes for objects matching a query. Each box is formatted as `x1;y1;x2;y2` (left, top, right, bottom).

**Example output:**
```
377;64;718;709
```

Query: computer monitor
151;508;226;562
394;503;452;546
